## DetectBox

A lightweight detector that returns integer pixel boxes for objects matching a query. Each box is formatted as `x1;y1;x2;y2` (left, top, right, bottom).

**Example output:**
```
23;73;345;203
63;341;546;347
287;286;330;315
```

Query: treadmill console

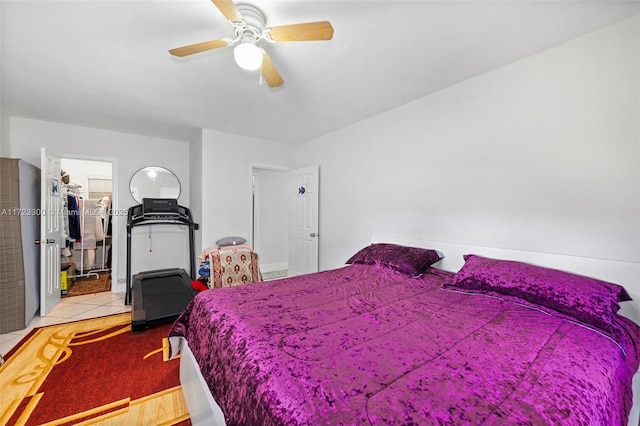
127;200;197;227
142;198;179;219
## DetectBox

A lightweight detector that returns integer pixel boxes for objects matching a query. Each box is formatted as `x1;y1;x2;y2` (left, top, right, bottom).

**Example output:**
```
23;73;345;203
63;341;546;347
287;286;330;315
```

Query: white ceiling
2;1;639;145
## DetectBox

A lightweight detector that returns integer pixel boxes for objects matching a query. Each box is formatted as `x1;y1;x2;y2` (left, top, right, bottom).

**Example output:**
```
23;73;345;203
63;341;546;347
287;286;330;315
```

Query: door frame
250;164;291;273
59;153;119;293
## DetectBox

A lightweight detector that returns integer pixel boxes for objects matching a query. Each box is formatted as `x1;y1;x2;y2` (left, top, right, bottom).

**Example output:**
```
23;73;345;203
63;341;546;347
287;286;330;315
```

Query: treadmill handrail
128;219;198;229
125;203;198;305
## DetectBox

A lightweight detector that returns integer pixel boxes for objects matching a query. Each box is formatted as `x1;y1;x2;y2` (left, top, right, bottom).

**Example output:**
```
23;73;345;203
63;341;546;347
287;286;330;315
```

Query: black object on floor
131;268;197;331
125;199;199;331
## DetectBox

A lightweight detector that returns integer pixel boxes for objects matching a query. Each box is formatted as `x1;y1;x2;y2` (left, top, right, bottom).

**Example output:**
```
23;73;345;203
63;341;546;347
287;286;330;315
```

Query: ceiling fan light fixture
233;42;263;71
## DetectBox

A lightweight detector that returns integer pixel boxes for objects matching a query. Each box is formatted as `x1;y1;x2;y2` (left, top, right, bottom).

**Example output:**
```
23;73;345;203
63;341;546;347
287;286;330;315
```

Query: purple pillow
444;254;631;332
346;243;443;276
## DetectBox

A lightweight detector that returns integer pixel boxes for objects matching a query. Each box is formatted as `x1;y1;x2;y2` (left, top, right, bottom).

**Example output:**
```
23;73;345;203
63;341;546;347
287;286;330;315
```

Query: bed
169;238;640;425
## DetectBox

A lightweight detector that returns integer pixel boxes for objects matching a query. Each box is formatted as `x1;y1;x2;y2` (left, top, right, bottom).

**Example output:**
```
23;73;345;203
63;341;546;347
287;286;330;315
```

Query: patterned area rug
262;269;288;280
0;314;191;425
66;272;111;297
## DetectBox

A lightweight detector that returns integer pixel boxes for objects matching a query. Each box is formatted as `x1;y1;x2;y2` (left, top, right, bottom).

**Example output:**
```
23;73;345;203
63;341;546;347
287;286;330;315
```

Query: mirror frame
129;166;181;203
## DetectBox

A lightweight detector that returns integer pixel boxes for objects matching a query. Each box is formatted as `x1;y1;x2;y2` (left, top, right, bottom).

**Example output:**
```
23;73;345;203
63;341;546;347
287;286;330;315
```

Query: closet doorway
252;167;289;279
60;157;115;298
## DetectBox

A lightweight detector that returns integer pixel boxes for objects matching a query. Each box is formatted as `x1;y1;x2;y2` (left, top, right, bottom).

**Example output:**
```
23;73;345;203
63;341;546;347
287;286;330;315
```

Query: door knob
36;239;56;244
309;232;319;238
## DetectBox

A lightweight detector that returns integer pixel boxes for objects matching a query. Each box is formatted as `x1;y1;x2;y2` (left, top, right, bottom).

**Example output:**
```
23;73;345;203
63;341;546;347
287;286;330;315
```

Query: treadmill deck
131;268;197;331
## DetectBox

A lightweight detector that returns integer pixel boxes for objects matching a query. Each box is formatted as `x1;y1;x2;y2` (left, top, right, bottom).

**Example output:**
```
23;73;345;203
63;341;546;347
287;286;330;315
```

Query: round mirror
129;166;181;203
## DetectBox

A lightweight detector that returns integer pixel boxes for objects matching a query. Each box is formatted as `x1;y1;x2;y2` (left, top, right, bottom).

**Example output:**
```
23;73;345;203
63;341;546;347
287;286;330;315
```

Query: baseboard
114;282;127;294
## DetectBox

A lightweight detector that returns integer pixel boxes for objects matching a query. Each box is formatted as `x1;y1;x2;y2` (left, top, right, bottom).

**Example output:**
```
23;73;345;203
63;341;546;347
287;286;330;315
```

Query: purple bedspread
169;264;640;425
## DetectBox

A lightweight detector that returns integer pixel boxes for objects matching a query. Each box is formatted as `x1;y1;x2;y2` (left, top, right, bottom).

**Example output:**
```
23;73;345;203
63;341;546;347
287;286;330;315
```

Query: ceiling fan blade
169;40;229;57
268;21;334;42
212;0;243;23
261;52;284;88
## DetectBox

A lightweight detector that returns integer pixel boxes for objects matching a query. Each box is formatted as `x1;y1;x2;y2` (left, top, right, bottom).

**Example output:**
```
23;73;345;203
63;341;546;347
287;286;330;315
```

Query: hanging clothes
67;194;81;240
74;199;97;250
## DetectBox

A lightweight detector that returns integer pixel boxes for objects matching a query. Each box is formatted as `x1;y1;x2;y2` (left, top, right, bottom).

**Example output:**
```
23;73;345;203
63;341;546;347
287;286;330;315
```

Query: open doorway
252;167;289;280
60;158;114;297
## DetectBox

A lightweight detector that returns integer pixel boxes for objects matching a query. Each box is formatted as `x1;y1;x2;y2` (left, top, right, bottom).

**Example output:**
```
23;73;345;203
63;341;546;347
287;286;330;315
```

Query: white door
288;165;319;276
40;148;62;316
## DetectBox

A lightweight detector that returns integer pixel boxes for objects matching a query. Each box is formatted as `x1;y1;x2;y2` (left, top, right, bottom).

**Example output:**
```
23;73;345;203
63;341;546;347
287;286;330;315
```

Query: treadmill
125;198;199;331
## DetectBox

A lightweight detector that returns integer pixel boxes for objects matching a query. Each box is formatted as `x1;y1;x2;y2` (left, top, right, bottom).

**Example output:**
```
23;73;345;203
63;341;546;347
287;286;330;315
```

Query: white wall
296;15;640;272
9;117;192;292
0;3;5;158
0;117;7;158
190;134;204;256
6;15;638;296
199;129;294;255
253;168;289;269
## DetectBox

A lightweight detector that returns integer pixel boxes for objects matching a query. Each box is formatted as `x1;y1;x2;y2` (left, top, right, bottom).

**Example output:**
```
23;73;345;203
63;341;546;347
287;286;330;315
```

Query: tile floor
0;291;130;358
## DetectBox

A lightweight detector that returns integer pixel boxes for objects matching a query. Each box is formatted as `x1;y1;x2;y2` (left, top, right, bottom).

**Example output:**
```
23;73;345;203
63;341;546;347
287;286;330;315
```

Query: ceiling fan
169;0;334;88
